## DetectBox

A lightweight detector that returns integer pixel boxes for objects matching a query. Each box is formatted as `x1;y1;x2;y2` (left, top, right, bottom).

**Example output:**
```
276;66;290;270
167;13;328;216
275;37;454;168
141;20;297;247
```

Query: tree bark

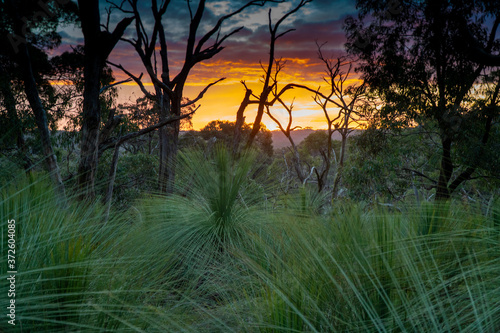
332;132;347;198
78;54;101;199
157;91;174;193
104;141;121;222
159;121;179;193
6;0;65;200
77;0;105;199
435;136;453;200
233;88;252;155
20;44;66;200
77;0;133;200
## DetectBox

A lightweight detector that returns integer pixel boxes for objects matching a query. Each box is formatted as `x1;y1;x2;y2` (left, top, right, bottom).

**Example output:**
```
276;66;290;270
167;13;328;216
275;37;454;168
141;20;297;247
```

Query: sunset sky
59;0;359;130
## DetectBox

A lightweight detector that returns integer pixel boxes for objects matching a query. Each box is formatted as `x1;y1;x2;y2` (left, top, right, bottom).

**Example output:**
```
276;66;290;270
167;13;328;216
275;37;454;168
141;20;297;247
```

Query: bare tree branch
100;78;133;93
107;61;155;100
180;78;225;107
402;168;437;184
246;0;311;148
99;109;197;153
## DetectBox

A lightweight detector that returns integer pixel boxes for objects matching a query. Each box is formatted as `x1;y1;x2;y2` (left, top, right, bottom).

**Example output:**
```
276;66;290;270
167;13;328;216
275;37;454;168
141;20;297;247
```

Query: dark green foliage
200;120;274;157
2;157;500;332
96;151;159;209
345;0;500;199
343;127;437;202
299;130;340;166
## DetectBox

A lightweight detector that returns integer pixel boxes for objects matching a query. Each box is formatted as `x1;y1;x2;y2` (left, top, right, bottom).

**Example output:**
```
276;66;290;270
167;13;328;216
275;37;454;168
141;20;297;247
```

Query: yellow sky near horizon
115;81;338;131
51;58;362;131
112;65;361;131
45;0;362;131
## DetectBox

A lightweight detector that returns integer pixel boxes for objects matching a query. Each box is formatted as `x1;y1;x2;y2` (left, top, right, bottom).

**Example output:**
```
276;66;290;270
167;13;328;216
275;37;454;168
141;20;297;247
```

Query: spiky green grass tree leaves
122;146;273;308
0;175;110;331
243;202;500;332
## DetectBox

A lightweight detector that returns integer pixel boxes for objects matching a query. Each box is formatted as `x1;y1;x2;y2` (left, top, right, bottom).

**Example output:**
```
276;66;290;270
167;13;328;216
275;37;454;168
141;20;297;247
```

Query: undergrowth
1;148;499;332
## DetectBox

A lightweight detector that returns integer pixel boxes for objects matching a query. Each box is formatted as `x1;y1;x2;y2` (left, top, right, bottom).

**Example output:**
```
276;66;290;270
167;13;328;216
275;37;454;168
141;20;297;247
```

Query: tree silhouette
2;0;78;201
76;0;134;199
110;0;283;193
345;0;500;200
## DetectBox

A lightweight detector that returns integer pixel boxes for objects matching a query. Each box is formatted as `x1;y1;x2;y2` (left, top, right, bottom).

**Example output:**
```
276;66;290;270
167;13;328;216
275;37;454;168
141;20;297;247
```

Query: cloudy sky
62;0;358;130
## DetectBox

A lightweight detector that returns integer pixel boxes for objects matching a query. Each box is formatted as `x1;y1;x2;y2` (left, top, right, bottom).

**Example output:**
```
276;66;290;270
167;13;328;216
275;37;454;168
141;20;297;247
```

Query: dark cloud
58;0;358;85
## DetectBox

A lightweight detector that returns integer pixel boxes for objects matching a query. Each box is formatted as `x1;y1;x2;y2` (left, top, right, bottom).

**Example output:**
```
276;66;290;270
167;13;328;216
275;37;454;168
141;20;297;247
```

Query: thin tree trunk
436;136;453;200
159;121;179;193
332;133;347;198
148;132;153;155
104;141;121;222
6;0;65;200
21;50;66;200
290;140;305;183
158;92;174;193
246;91;270;148
233;88;252;155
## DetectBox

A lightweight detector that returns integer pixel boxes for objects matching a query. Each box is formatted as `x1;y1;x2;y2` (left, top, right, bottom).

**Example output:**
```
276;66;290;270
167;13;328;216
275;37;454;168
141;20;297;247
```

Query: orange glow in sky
113;59;361;131
116;82;332;131
50;0;359;131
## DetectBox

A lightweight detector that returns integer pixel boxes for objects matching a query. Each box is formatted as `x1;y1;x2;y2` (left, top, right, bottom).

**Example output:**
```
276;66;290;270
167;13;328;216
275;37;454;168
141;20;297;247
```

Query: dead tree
77;0;134;200
111;0;282;193
239;0;311;150
264;47;365;193
263;60;305;182
313;47;365;196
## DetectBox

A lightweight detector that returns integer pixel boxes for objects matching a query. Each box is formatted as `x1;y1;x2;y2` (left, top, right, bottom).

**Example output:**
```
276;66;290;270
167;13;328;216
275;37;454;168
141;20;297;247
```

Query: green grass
1;148;499;332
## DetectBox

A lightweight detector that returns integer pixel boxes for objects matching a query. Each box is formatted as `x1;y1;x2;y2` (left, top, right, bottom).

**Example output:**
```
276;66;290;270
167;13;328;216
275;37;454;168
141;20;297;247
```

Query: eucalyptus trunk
332;132;347;198
157;89;181;194
6;0;65;199
24;59;66;199
78;55;101;199
76;0;133;200
435;136;453;201
158;121;179;193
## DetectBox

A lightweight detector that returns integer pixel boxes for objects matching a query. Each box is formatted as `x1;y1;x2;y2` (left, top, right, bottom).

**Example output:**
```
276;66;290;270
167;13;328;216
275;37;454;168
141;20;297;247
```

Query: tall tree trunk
77;0;133;200
77;0;103;199
159;121;179;193
7;0;65;200
78;56;101;199
19;43;66;200
158;92;173;193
